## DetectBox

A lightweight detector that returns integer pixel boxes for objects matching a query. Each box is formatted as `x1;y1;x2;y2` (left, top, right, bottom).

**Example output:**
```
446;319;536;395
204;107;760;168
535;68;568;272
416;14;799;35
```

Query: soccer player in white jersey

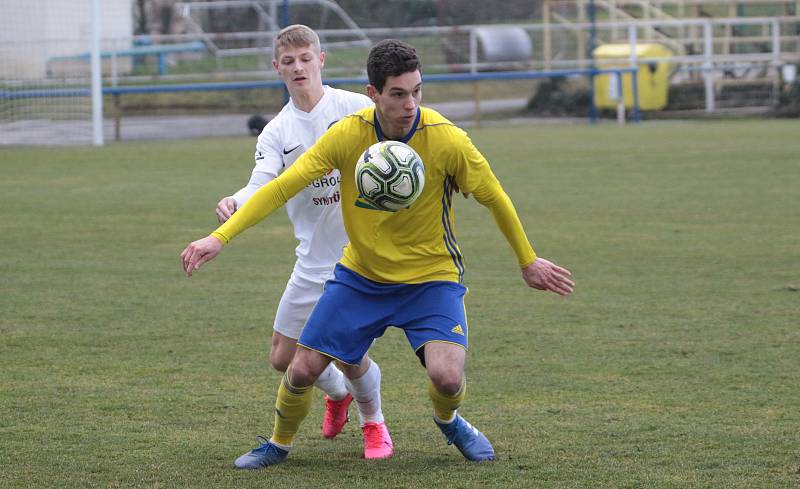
213;25;392;463
182;39;574;468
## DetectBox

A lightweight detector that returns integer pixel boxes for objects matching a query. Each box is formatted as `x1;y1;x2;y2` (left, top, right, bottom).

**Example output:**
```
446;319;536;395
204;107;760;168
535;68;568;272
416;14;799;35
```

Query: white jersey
232;86;372;283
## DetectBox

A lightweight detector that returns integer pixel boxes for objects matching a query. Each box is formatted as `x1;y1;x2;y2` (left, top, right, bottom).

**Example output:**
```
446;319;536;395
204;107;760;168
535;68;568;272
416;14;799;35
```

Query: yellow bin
593;43;673;111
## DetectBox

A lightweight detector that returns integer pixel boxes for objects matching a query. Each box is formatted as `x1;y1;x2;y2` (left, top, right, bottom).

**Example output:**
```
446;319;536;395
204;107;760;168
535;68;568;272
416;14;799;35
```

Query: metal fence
2;15;799;145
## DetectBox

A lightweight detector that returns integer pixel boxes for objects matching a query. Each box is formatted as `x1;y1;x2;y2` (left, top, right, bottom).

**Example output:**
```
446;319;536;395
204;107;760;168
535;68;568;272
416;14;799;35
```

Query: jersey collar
289;85;330;119
374;107;421;144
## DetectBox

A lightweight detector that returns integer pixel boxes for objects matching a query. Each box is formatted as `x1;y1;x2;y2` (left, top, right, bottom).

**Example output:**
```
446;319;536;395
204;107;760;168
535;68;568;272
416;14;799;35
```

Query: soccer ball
355;141;425;211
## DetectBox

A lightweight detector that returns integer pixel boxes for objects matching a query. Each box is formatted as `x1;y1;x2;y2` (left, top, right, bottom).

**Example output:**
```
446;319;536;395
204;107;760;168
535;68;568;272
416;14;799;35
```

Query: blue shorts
297;264;469;365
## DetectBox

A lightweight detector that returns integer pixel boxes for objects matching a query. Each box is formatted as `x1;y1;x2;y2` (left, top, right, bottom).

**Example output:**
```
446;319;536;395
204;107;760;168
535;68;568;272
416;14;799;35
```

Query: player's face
273;44;325;96
368;70;422;140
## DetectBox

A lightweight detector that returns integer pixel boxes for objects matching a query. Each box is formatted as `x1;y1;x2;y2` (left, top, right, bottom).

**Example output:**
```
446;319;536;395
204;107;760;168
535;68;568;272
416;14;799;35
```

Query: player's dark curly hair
367;39;421;93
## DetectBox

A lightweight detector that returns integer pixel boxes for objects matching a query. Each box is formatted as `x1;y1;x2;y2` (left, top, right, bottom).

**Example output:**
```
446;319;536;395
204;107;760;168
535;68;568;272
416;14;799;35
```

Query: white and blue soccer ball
355;141;425;212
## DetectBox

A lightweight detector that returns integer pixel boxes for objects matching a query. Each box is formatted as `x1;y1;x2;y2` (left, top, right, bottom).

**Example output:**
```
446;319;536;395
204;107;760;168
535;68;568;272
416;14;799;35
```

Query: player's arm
472;182;573;295
470;177;537;269
452;136;574;295
216;127;282;223
212;155;322;244
181;168;306;277
216;170;276;223
181;145;334;277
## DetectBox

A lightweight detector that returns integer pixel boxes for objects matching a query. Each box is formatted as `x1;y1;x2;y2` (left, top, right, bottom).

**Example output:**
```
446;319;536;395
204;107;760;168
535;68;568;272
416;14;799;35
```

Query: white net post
91;0;104;146
703;20;715;113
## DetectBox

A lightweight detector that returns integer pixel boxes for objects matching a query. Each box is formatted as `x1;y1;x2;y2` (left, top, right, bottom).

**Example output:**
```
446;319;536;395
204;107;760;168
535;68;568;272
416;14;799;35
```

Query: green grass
1;120;799;488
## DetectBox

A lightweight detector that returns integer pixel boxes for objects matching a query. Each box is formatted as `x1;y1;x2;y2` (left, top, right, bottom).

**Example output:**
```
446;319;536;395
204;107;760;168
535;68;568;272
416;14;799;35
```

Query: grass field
1;120;798;488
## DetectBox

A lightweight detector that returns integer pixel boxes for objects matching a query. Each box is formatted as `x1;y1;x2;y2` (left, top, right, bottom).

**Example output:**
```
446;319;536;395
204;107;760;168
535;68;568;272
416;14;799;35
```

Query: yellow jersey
213;106;536;284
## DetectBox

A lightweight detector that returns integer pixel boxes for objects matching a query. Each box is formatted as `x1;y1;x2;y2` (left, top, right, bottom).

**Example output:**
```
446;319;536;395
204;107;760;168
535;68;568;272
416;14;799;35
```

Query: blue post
132;35;150;72
616;69;624;119
157;53;167;75
630;67;641;122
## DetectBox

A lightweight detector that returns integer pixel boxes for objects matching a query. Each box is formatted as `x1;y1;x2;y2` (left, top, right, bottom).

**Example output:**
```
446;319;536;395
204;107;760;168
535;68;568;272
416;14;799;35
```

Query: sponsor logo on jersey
312;191;340;206
451;324;464;336
308;171;340;190
282;144;301;155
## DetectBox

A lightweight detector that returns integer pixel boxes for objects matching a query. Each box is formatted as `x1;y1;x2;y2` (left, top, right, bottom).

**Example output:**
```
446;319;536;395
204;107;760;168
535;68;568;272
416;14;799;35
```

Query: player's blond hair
273;24;321;60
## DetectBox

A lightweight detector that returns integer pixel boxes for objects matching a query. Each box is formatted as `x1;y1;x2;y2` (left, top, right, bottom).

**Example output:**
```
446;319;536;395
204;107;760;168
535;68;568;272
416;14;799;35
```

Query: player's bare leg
270;331;352;439
424;342;495;462
235;348;331;469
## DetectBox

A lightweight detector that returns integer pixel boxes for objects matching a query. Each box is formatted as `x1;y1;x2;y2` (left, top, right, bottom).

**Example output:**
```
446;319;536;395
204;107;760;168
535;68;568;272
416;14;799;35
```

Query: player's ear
272;58;279;71
367;84;379;102
318;51;326;67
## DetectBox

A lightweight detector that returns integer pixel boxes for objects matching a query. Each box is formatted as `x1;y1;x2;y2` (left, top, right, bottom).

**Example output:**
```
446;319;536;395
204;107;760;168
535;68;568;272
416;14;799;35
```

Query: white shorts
273;272;327;340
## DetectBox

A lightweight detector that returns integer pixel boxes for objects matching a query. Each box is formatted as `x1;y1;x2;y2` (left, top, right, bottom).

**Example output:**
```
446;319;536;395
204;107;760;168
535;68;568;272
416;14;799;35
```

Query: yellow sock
271;368;313;446
428;378;466;423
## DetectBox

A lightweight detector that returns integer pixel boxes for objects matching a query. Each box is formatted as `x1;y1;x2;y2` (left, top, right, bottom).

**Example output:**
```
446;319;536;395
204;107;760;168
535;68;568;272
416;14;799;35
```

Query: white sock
313;363;348;400
433;412;457;424
268;439;292;451
345;360;384;426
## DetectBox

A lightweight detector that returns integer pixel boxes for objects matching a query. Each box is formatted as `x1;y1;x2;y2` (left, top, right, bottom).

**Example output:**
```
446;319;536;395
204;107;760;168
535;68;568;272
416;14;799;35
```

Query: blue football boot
233;436;289;469
435;415;496;462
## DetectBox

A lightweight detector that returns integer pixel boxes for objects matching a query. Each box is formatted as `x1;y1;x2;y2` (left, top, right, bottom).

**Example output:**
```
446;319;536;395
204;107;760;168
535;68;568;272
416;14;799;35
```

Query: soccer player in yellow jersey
181;39;574;468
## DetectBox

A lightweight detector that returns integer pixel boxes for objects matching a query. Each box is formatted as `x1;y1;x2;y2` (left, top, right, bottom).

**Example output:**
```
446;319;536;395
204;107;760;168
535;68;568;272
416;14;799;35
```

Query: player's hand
180;235;223;277
215;197;238;223
522;257;574;296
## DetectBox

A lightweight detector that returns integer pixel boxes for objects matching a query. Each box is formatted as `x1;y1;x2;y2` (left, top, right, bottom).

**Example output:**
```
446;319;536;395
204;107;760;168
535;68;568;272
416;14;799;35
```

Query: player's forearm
212;167;305;244
484;190;537;268
231;170;276;207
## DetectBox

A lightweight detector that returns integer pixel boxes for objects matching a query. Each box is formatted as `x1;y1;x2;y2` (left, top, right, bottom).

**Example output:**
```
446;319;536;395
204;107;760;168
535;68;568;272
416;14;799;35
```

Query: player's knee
269;333;296;372
269;351;290;372
429;369;463;396
288;357;324;387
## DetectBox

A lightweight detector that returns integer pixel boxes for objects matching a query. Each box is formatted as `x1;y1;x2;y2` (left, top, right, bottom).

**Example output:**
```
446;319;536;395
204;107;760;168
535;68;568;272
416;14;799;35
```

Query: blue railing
1;67;641;125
